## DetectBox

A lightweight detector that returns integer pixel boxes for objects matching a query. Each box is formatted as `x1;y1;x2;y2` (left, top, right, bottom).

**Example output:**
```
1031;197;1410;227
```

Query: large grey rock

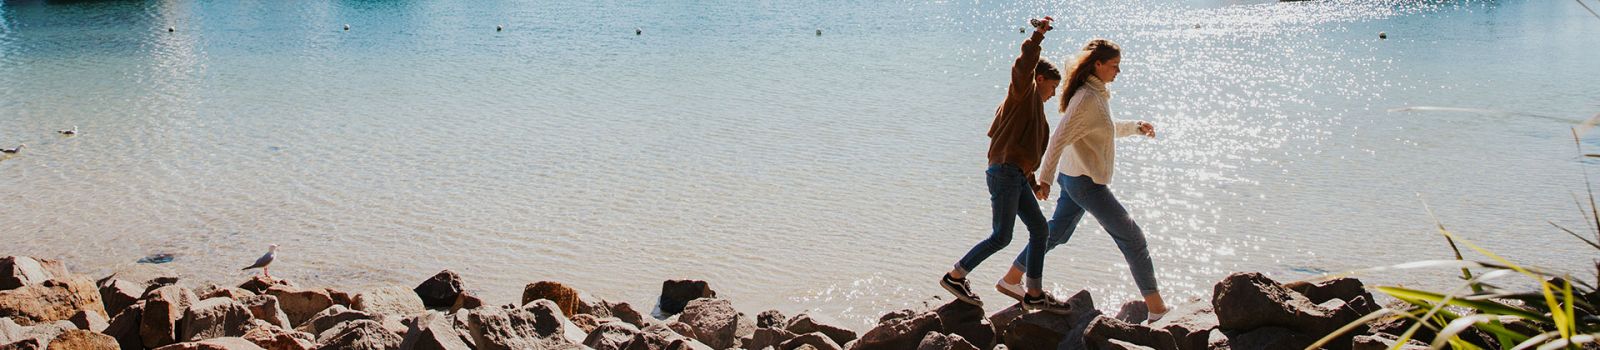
263;286;332;328
238;295;291;329
152;337;266;350
679;298;754;350
658;280;716;315
854;311;942;350
466;300;575;350
180;298;256;341
916;332;979;350
96;278;143;319
294;304;374;336
1000;290;1101;350
583;322;640;350
400;311;471;350
316;319;402;350
353;286;426;319
414;270;465;310
1083;315;1178;350
141;285;200;349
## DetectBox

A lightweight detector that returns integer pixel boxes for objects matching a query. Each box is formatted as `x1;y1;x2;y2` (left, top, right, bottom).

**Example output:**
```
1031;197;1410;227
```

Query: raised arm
1008;18;1052;97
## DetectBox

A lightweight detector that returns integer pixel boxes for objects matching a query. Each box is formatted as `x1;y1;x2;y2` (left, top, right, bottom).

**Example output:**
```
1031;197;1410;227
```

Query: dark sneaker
940;274;983;307
1022;291;1072;314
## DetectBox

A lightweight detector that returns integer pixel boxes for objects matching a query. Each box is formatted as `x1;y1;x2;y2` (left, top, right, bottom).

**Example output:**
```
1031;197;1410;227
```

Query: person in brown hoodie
940;16;1073;314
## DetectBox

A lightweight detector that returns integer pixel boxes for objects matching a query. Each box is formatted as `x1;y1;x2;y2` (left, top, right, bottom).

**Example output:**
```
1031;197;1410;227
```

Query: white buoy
344;24;350;31
496;25;503;32
635;27;642;35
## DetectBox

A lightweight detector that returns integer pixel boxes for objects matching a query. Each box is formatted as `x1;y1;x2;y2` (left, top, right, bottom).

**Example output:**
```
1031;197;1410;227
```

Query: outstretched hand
1031;16;1055;33
1137;121;1157;138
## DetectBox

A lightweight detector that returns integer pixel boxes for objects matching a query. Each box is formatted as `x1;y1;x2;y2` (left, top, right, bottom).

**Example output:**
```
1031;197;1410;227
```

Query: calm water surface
2;0;1598;326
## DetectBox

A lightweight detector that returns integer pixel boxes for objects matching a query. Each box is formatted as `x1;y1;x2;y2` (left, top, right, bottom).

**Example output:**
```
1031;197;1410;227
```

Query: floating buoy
167;27;175;32
344;24;350;31
816;29;822;36
636;27;642;35
1378;31;1387;39
497;25;503;32
1019;27;1025;33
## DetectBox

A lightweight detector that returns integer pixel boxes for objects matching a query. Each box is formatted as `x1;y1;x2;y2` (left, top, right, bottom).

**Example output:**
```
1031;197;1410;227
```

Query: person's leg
1016;179;1050;295
1005;173;1086;285
952;164;1024;278
1069;176;1164;313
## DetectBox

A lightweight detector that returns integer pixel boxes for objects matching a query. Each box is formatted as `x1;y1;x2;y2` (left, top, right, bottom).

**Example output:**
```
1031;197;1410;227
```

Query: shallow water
1;0;1598;326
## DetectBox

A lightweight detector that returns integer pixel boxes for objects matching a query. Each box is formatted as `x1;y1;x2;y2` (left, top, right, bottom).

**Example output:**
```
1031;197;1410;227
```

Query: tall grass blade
1549;222;1600;250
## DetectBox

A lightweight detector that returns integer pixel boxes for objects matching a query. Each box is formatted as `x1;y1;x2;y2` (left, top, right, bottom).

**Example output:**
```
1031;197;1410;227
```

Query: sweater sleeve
1113;119;1144;138
1008;30;1046;97
1036;94;1095;188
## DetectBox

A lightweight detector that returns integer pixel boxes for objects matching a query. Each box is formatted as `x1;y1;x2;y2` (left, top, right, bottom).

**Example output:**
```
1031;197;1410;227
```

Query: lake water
2;0;1598;326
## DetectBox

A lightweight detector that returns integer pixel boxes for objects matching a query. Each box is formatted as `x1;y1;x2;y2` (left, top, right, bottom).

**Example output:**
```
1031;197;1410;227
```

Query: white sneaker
995;278;1026;302
1146;308;1168;323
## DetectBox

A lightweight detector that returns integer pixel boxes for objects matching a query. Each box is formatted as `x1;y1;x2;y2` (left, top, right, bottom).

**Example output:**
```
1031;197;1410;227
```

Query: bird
1;144;24;154
58;126;77;135
241;244;278;279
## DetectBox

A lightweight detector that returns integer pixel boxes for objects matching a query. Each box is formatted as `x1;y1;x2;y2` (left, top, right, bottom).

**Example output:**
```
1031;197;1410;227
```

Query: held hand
1034;182;1051;201
1137;121;1157;138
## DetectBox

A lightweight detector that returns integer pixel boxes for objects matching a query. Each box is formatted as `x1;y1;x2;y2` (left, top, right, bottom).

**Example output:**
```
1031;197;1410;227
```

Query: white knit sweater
1037;76;1145;187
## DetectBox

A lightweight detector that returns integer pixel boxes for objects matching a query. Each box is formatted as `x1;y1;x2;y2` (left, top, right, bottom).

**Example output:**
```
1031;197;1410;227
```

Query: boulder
465;300;572;350
101;301;145;349
96;278;142;319
916;332;979;350
0;276;106;327
745;327;797;350
577;292;613;318
180;298;256;341
1103;339;1156;350
658;280;716;315
241;323;314;350
237;277;292;295
263;286;333;327
1225;326;1314;350
1146;299;1218;350
610;301;647;328
67;309;107;333
316;319;402;350
1083;315;1178;350
1001;290;1101;350
1284;278;1373;305
450;291;484;313
781;332;843;350
1211;272;1355;338
1114;300;1150;324
2;320;74;350
295;305;374;336
326;289;354;308
197;284;256;300
757;310;787;329
571;313;602;333
986;305;1027;342
141;285;200;349
521;281;581;318
678;298;754;350
0;257;54;291
583;322;640;350
143;277;182;295
399;311;471;350
414;270;465;309
45;329;117;350
352;286;426;319
854;311;942;350
238;295;291;329
151;337;266;350
784;312;855;346
933;300;994;349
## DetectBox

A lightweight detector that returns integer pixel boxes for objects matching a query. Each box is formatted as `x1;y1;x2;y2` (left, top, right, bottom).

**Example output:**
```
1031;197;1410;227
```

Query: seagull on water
1;144;24;154
59;126;78;135
241;244;278;278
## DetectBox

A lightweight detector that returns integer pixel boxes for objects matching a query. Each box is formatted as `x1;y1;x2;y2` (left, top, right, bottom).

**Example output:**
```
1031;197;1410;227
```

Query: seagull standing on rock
242;244;278;279
1;144;24;154
58;126;77;135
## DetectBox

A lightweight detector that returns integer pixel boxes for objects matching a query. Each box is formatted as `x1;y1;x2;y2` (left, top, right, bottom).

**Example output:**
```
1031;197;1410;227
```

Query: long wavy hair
1059;39;1122;113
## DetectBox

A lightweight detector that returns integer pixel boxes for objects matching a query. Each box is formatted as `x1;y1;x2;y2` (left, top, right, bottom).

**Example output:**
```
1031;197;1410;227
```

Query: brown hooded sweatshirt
985;29;1051;183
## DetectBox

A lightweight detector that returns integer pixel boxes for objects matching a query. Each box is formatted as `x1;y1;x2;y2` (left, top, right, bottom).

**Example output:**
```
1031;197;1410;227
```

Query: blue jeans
1011;173;1160;296
955;164;1051;290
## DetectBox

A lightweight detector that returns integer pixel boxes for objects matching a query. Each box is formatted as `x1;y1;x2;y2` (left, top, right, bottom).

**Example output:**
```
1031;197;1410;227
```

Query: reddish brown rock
263;286;332;328
45;330;118;350
414;270;465;310
521;281;581;318
140;285;199;349
152;337;266;350
658;280;716;315
0;277;106;327
242;323;314;350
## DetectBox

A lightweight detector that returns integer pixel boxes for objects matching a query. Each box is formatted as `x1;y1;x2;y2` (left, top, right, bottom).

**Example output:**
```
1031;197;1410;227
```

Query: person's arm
1008;18;1051;97
1113;119;1156;138
1036;94;1095;189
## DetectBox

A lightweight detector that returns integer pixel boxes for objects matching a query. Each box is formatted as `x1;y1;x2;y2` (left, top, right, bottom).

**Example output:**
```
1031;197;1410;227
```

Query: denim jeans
1011;173;1160;296
955;163;1051;290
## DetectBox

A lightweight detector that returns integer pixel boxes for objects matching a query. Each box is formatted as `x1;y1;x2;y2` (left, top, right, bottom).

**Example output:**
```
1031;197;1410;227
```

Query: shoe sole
940;280;984;307
1022;302;1073;315
995;283;1025;302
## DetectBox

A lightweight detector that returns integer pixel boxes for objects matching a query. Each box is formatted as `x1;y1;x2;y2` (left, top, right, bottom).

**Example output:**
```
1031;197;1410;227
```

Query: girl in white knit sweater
991;38;1171;322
